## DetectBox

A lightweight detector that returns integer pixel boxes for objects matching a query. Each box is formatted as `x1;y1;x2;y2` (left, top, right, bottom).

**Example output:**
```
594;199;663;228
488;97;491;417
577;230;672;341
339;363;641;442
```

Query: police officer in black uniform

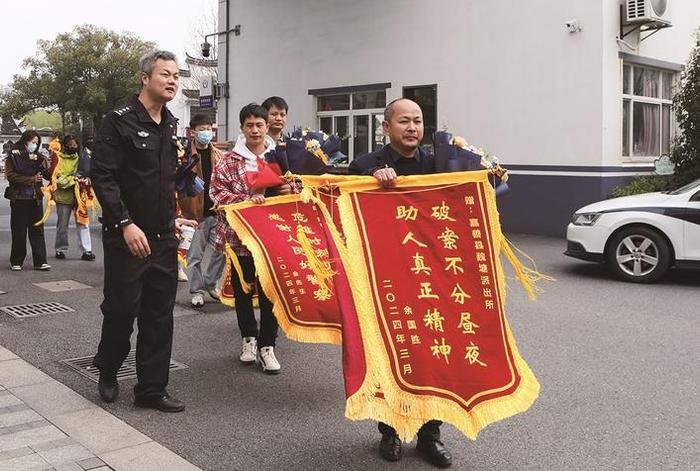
91;50;196;412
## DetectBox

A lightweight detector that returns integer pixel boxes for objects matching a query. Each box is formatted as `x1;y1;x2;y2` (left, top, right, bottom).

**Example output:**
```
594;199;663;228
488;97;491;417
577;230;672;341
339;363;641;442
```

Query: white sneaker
258;346;281;375
239;337;257;364
191;293;204;307
10;265;22;271
178;266;188;282
35;263;51;271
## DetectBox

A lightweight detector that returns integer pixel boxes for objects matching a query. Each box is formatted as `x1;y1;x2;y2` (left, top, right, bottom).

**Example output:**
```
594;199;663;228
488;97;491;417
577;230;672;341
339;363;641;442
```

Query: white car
565;178;700;283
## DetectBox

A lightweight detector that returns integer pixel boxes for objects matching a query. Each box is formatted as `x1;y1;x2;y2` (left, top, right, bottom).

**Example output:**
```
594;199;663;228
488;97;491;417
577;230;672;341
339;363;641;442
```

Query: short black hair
15;130;41;151
190;114;214;129
261;96;288;112
239;103;268;126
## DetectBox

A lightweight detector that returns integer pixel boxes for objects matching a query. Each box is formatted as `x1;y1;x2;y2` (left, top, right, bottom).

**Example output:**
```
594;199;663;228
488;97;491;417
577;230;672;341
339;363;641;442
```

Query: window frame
622;63;676;162
315;92;386;162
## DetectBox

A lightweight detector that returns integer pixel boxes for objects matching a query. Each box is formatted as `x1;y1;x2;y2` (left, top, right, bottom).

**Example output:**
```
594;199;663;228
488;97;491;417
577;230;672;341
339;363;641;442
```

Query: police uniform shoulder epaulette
113;105;134;117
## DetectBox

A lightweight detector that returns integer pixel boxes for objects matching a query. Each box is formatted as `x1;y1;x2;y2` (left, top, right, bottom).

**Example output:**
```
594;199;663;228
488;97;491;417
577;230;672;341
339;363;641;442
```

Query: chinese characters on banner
316;171;539;441
222;195;344;345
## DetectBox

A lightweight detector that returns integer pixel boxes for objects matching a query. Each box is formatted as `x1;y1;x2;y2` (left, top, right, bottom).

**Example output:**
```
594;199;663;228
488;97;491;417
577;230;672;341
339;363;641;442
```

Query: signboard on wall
199;76;214;108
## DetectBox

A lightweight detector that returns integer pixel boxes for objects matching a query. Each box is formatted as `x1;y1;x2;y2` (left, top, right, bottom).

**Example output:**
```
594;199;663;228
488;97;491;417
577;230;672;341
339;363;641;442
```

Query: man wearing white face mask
178;114;225;307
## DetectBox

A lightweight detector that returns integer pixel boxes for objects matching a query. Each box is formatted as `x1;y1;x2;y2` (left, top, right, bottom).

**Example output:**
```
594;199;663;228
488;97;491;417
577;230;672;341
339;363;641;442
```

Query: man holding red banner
210;103;292;374
349;98;452;468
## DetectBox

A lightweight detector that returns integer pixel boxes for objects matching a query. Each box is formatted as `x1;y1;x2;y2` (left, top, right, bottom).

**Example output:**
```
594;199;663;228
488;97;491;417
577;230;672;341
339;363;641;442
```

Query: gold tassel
34;186;55;226
500;237;554;301
225;243;253;294
296;224;336;291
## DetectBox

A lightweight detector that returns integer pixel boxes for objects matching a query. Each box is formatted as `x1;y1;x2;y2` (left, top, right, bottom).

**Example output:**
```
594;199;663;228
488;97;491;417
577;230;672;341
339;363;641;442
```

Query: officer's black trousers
93;232;178;400
230;255;278;347
9;199;47;267
378;420;442;442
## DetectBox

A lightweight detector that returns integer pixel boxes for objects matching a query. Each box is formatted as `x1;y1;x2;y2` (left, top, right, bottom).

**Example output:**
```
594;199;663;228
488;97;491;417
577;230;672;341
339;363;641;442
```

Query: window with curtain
622;63;676;158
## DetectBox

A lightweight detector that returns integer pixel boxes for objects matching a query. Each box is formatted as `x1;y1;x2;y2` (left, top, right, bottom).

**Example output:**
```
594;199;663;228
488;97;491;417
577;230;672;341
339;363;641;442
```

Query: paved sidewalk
0;345;200;471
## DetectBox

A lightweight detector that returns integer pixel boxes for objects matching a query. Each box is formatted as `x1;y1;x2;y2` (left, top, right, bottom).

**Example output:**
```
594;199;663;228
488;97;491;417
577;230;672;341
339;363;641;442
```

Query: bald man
348;99;452;468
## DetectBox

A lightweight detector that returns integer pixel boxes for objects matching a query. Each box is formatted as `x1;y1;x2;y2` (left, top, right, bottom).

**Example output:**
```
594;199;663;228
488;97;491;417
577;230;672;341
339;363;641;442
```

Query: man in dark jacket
348;98;452;469
91;50;196;412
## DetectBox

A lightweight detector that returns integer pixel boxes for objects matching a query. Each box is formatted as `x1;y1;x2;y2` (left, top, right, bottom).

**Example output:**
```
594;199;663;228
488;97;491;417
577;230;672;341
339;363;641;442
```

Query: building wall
218;0;700;235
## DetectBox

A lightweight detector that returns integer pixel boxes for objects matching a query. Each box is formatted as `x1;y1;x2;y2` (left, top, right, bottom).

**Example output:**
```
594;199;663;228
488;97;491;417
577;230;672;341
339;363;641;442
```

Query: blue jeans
186;216;224;295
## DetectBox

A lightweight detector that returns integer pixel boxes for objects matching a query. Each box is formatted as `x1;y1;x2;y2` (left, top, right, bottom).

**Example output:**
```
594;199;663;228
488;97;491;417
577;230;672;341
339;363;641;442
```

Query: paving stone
0;392;21;408
53;463;83;471
0;359;51;389
0;346;18;362
1;419;48;435
10;381;96;419
0;445;34;461
30;437;75;453
49;408;150;455
0;452;53;471
38;443;94;466
0;425;66;453
101;441;201;471
76;457;105;469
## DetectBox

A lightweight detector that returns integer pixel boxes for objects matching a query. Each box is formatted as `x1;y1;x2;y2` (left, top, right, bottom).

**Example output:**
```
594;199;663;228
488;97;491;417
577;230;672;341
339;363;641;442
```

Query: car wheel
606;226;672;283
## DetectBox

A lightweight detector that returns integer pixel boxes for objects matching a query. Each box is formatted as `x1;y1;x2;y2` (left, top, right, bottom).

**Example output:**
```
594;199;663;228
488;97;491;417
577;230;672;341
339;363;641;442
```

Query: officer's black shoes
134;393;185;413
55;251;66;259
379;433;402;462
81;251;96;261
416;439;452;468
98;371;119;403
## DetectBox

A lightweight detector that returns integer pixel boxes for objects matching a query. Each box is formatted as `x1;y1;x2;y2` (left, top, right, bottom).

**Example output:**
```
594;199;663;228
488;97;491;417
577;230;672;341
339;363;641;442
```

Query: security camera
201;41;212;57
566;20;582;33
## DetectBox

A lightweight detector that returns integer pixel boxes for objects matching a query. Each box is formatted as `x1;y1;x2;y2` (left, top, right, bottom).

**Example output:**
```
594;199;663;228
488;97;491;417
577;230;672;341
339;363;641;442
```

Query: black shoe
134;393;185;413
55;251;66;259
416;439;452;468
81;251;96;261
98;371;119;403
379;433;402;462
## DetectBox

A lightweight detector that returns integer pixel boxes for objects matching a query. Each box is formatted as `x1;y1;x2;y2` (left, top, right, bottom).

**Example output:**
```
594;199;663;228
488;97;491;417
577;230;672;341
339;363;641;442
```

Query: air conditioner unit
625;0;671;26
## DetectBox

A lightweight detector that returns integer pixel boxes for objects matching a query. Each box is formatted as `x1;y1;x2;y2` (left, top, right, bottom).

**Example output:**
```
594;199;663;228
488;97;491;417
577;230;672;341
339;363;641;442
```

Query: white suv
565;178;700;283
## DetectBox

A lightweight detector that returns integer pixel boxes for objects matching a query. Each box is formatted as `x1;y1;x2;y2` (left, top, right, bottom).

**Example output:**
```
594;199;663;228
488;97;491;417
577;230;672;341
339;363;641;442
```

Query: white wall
601;0;700;167
219;0;699;168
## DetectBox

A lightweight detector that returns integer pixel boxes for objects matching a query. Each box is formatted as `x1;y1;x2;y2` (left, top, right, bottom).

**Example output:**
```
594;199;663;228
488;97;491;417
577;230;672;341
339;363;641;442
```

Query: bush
671;30;700;187
610;175;671;198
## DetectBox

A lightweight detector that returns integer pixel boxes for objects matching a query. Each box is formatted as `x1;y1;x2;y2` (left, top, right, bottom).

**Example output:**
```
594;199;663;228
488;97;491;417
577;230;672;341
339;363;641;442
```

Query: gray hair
139;50;178;76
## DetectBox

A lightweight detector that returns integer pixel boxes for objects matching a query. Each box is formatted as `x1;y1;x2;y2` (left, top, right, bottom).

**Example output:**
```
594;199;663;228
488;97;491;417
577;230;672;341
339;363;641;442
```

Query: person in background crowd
210;103;292;374
4;130;51;271
261;96;288;143
179;114;225;307
53;135;95;261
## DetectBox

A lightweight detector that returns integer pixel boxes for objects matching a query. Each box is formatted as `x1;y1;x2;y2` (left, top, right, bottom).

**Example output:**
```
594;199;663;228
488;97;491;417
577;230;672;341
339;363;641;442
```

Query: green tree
0;25;155;134
671;30;700;186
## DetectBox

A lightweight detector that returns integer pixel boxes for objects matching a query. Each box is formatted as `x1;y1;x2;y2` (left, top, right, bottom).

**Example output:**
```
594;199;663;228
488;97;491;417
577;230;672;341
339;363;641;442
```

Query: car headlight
571;212;601;226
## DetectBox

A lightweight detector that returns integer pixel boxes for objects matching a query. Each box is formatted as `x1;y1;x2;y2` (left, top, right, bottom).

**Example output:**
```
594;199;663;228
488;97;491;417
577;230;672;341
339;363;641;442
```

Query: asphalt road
0;181;698;470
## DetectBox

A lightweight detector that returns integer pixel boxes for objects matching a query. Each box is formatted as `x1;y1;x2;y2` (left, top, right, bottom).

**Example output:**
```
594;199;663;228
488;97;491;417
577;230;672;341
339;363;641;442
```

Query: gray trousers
55;203;91;254
187;215;225;295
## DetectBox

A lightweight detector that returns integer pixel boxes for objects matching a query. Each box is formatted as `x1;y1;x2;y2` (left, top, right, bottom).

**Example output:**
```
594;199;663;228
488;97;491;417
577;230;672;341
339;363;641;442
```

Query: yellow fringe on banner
218;254;235;307
301;171;541;441
34;186;55;226
499;238;555;301
296;224;336;291
220;197;342;345
224;243;253;294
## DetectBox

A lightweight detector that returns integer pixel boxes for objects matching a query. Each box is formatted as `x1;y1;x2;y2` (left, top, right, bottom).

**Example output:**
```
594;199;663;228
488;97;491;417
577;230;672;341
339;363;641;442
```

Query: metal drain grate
61;350;188;383
0;302;74;319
